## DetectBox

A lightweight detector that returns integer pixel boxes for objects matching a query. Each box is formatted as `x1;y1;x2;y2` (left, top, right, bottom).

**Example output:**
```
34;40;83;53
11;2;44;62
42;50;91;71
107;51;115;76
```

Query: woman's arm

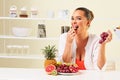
97;30;112;69
97;44;106;69
62;42;73;62
62;29;76;62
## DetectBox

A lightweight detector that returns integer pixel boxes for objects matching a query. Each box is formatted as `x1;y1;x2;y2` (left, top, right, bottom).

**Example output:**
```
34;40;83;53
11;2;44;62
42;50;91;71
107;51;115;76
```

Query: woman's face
71;10;90;34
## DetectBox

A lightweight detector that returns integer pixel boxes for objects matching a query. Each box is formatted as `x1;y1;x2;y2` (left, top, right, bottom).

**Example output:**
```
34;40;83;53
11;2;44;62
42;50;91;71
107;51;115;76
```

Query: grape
62;70;66;73
65;69;71;73
99;32;109;44
64;66;69;70
57;67;61;72
69;65;78;73
56;63;79;73
99;39;104;44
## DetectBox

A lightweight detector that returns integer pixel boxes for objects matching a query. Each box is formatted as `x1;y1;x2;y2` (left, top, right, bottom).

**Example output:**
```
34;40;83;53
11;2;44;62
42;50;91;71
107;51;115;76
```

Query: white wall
0;0;120;70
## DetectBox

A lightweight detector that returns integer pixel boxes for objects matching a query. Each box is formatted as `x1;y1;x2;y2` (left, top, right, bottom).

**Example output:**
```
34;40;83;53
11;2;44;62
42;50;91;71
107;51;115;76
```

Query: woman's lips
74;26;78;30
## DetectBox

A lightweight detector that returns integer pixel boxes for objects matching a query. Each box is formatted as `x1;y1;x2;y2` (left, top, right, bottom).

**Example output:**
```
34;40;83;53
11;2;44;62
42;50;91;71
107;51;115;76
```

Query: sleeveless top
76;59;86;70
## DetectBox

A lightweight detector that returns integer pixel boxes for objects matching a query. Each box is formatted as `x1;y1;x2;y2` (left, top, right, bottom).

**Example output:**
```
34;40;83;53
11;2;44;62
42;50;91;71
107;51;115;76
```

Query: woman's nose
73;19;77;24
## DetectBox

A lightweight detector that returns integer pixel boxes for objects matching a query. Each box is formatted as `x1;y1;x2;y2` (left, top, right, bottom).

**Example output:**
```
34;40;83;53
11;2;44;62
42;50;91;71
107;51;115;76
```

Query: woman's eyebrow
76;16;81;18
71;16;81;18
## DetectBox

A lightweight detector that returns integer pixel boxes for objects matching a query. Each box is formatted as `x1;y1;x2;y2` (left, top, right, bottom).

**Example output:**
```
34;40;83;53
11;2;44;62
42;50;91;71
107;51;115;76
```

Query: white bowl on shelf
12;27;32;37
114;29;120;38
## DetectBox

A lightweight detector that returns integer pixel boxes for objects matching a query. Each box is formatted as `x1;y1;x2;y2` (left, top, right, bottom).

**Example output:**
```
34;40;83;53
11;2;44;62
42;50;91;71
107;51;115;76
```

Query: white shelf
0;55;44;59
0;1;62;60
0;35;59;40
0;17;70;21
0;55;59;60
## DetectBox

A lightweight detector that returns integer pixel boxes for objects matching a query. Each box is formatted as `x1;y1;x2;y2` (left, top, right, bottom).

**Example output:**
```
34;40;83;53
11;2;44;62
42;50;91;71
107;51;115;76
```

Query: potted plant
42;45;57;68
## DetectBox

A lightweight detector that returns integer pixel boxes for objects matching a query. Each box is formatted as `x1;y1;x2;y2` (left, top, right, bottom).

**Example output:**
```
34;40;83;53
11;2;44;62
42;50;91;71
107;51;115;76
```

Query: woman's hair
75;7;94;21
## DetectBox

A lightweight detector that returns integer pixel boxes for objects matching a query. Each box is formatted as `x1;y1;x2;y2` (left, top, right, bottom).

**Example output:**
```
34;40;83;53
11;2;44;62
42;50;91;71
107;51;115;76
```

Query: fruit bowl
114;29;120;38
56;63;79;75
45;63;79;76
58;71;80;76
12;27;32;37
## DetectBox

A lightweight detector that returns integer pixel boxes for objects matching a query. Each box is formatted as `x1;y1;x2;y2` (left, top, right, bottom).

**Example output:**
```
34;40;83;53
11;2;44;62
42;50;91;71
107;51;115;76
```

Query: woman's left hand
102;30;112;45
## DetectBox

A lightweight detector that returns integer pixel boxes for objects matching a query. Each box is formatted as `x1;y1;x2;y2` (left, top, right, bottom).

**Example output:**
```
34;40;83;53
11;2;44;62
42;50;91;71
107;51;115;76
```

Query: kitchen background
0;0;120;70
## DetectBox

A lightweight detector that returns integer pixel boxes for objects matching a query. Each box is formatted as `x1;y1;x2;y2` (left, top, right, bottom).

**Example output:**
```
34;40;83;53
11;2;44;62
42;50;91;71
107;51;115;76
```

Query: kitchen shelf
0;55;43;59
0;17;70;21
0;55;58;60
0;0;64;61
0;35;59;40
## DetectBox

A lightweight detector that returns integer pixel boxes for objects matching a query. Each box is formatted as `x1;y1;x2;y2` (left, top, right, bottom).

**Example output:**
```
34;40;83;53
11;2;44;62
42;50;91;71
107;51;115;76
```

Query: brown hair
75;7;94;21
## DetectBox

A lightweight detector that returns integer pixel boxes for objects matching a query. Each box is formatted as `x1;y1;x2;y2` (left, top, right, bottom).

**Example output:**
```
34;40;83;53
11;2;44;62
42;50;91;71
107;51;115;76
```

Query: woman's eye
77;17;81;20
71;17;81;20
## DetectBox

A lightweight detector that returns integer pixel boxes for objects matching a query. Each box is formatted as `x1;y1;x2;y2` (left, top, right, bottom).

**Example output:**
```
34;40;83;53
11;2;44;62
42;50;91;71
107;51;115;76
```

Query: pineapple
42;45;57;68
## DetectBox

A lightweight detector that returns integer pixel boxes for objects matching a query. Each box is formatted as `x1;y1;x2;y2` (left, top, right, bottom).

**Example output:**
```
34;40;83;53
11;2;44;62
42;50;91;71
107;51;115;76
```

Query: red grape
99;32;109;44
56;63;79;73
69;65;78;73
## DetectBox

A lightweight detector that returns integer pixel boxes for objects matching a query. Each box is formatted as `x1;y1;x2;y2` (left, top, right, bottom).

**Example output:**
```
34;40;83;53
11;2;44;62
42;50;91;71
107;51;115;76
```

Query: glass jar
19;7;28;18
9;5;17;17
30;8;38;18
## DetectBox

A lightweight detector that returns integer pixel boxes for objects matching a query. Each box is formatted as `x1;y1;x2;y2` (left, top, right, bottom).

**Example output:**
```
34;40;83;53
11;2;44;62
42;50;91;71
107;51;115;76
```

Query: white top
58;33;101;70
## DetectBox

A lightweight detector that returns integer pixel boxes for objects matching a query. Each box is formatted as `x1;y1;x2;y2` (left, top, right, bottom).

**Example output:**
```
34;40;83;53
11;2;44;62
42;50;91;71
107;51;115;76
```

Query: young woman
58;7;112;70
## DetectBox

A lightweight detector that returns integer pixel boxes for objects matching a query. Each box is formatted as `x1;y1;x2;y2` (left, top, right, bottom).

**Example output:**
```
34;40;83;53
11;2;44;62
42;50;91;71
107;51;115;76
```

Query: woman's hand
97;30;112;69
62;28;77;62
67;28;76;44
101;30;112;45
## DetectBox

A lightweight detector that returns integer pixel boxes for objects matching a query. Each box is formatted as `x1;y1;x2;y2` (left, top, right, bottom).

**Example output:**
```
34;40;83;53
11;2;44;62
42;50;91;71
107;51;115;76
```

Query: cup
23;45;29;55
9;5;17;17
47;10;54;18
114;28;120;39
6;45;13;56
19;7;28;18
58;9;69;19
31;8;38;18
105;60;116;71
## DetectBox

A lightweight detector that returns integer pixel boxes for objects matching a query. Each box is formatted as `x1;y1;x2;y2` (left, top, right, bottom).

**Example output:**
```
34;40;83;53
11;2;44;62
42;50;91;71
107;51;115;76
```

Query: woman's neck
76;32;89;42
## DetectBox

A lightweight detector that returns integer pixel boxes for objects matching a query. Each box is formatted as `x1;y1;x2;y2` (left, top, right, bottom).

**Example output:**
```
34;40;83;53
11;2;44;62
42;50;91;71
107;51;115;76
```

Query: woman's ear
87;21;91;27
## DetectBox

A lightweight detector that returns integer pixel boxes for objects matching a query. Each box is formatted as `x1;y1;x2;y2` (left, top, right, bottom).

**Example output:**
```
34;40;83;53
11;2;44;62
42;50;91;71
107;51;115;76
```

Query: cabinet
0;0;70;59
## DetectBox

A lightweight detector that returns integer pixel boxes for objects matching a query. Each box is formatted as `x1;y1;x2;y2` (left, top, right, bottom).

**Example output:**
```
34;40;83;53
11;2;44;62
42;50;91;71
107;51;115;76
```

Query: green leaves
42;45;57;60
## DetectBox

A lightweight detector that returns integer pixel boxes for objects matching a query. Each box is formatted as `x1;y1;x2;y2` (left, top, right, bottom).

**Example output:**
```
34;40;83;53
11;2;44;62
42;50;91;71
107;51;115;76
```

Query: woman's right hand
66;28;76;44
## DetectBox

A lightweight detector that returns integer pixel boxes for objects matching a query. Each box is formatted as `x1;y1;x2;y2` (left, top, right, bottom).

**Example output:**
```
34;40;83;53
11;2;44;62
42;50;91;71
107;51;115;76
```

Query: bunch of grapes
56;64;79;73
99;32;109;44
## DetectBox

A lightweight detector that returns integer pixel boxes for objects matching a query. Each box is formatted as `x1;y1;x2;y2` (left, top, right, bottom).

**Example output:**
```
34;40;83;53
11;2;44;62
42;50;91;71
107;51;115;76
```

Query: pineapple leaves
42;45;57;60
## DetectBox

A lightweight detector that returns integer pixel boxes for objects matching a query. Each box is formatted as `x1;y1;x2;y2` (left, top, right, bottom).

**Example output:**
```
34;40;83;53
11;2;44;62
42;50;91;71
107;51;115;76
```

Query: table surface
0;68;119;80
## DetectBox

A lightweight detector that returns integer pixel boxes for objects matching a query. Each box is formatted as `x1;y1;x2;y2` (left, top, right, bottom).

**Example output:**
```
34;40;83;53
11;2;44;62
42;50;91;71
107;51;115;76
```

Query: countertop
0;68;119;80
